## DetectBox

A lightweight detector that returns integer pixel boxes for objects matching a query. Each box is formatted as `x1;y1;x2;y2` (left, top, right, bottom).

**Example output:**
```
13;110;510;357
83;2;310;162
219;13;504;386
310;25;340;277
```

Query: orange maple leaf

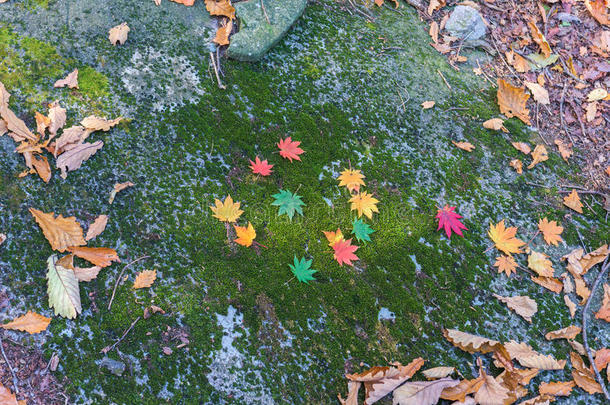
563;190;583;213
333;239;359;266
497;79;531;125
323;229;344;247
488;220;525;256
234;222;256;247
494;255;517;276
204;0;235;19
538;218;563;246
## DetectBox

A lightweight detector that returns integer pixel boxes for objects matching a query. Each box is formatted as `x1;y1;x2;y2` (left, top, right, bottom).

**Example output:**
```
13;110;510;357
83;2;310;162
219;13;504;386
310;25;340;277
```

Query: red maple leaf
435;205;467;238
249;156;273;176
332;238;359;266
277;137;304;162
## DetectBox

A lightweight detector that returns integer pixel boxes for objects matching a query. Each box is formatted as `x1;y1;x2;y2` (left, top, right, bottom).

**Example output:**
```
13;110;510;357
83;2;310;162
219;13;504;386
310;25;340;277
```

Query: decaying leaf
595;284;610;321
545;325;581;341
443;329;504;354
594;348;610;371
54;126;91;156
507;51;531;73
422;100;435;109
35;111;50;135
210;195;243;223
440;377;484;402
585;0;610;25
528;251;554;277
538;217;563;246
509;159;523;174
29;208;85;252
574;276;590;304
504;340;537;360
527;144;548;169
525;81;550;104
338;169;366;193
528;20;552;57
234;222;256;247
54;69;79;89
67;246;120;268
570;351;603;394
427;0;446;15
564;295;577;318
517;353;566;370
497;79;531;124
133;269;157;289
109;22;130;45
494;255;517;276
511;142;532;155
554;139;573;161
213;20;233;46
56;140;104;178
451;140;475;152
204;0;236;19
109;181;134;204
483;118;508;132
562;245;609;276
46;255;81;319
392;378;460;405
493;294;538;323
475;367;511;405
422;366;455;380
81;115;122;132
85;214;109;241
47;101;66;136
488;220;525;256
349;191;379;219
0;383;18;405
539;381;575;396
73;266;102;282
1;311;51;334
563;190;583;213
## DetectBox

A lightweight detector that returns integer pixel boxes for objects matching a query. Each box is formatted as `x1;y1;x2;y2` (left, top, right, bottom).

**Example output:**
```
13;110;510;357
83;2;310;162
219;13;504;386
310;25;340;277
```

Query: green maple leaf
271;189;305;220
289;256;317;284
351;218;374;243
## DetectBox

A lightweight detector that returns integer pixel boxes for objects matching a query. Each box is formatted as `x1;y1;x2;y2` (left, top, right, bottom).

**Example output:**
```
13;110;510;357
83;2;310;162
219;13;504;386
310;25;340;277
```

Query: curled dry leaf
440;377;484;402
29;208;85;252
81;115;122;132
421;100;435;109
85;214;109;241
562;244;609;276
554;139;572;161
497;79;531;124
54;69;79;89
568;339;586;356
594;283;610;321
528;20;552;57
585;0;610;25
213;20;233;46
56;141;104;179
509;159;523;174
451;141;475;152
493;294;538;323
483;118;508;132
47;101;66;136
564;295;577;318
574;276;590;304
427;0;446;15
109;22;130;45
544;325;581;340
570;351;603;394
67;246;120;268
35;111;50;135
594;348;610;371
563;190;583;213
527;144;548;169
528;251;554;277
133;269;157;289
524;81;550;104
511;142;531;155
474;368;510;405
109;181;134;204
518;353;566;370
504;340;536;360
429;21;439;44
392;377;460;405
537;217;563;246
205;0;236;19
1;311;51;334
442;329;505;354
538;381;575;396
422;367;455;380
54;126;91;157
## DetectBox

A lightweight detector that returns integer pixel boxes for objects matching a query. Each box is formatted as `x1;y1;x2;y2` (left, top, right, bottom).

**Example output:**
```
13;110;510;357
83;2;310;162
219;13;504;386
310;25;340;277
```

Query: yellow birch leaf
1;311;51;334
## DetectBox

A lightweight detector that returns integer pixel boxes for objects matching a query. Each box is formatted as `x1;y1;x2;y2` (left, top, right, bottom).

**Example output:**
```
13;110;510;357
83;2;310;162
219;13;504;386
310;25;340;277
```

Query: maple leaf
109;22;130;45
133;270;157;289
452;140;475;152
435;205;467;239
85;214;109;241
337;169;365;193
351;218;374;244
249;156;273;176
47;255;81;319
349;191;379;219
56;140;104;178
67;246;120;267
494;255;517;276
509;159;523;174
277;137;304;162
538;217;563;246
213;20;233;46
511;142;532;155
554;139;573;161
493;294;538;323
323;228;344;247
333;239;359;266
54;69;79;89
393;378;460;405
497;79;531;124
528;251;554;277
205;0;235;19
488;220;525;256
210;195;243;222
288;256;318;284
1;311;51;334
563;189;583;213
595;283;610;321
271;189;305;219
29;208;86;252
234;222;256;247
527;144;548;169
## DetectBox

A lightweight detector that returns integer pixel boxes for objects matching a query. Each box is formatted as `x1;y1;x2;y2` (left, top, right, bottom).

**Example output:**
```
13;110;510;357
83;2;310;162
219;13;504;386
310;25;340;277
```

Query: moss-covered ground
0;0;608;404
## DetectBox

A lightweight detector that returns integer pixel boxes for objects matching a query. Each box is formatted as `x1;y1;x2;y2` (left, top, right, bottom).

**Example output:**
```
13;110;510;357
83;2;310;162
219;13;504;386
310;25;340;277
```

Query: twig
101;316;141;354
481;1;508;12
0;332;19;394
525;182;607;196
209;52;226;90
559;56;587;85
108;255;151;311
567;100;587;141
437;69;451;90
260;0;270;24
559;81;576;145
582;257;610;401
490;32;522;85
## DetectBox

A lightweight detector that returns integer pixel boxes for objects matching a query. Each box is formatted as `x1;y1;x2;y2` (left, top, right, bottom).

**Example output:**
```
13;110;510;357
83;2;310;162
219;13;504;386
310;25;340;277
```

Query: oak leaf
109;22;130;45
210;195;243;222
234;222;256;247
436;205;467;239
333;239;359;266
525;81;550;104
440;377;484;402
133;269;157;289
67;246;120;267
392;378;460;405
528;20;552;57
249;156;273;176
563;190;583;213
494;255;517;276
47;255;81;319
205;0;235;19
570;351;603;394
493;294;537;323
539;381;575;396
349;191;379;219
554;139;572;161
338;169;366;193
277;137;304;162
509;159;523;174
528;251;554;277
422;366;455;380
538;218;563;246
483;118;508;132
511;142;531;155
545;325;581;340
85;214;109;241
497;79;531;124
451;140;474;152
527;144;548;169
56;140;104;178
54;69;79;89
594;283;610;321
29;208;85;252
81;115;122;132
1;311;51;334
488;220;525;256
323;228;344;247
213;20;233;46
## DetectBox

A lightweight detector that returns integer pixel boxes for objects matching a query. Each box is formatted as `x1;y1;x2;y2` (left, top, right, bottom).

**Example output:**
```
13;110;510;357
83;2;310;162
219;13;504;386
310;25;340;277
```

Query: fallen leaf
213;20;233;46
73;266;102;282
56;141;104;178
452;140;475;152
436;205;467;239
277;137;304;162
109;22;130;45
561;273;574;293
67;246;120;267
525;81;550;104
323;228;344;247
289;256;317;284
1;311;51;334
494;255;517;276
488;220;525;256
46;255;81;319
54;69;79;89
47;101;66;136
568;339;586;356
504;340;537;360
570;351;603;394
538;381;575;396
563;245;609;276
338;169;366;193
528;20;552;57
440;377;484;402
349;191;379;219
80;115;122;132
594;284;610;321
497;79;531;124
443;329;505;354
563;190;583;213
519;394;555;404
422;100;435;109
594;348;610;371
35;111;50;135
511;142;532;155
133;269;157;289
85;215;109;241
475;367;511;405
54;126;91;156
29;208;85;252
31;154;51;183
0;383;18;405
352;218;374;244
210;195;243;222
528;251;554;277
234;222;256;247
333;239;359;266
538;217;563;246
545;325;581;340
585;0;610;25
427;0;446;15
393;378;460;405
511;52;531;73
574;276;590;304
109;181;134;204
249;156;273;176
531;276;563;293
585;102;597;122
564;295;577;317
338;381;360;405
170;0;195;4
493;294;538;323
204;0;235;19
0;233;5;245
271;189;305;220
554;139;572;161
483;118;508;132
518;353;566;370
527;144;548;169
429;21;439;43
509;159;523;174
422;367;455;380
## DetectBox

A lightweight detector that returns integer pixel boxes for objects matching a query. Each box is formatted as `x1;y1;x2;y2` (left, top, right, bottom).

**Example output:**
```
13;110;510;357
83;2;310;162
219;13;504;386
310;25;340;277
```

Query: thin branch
0;332;19;394
260;0;270;24
108;255;150;311
209;52;226;90
101;316;141;354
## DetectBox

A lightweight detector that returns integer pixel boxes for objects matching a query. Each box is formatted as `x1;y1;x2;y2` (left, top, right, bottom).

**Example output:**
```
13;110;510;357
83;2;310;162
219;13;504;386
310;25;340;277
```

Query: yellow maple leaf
234;222;256;247
563;190;583;213
494;255;517;276
323;228;344;247
497;79;531;125
538;218;563;246
488;220;525;256
210;195;243;223
527;144;548;169
528;251;554;277
337;169;365;193
349;191;379;219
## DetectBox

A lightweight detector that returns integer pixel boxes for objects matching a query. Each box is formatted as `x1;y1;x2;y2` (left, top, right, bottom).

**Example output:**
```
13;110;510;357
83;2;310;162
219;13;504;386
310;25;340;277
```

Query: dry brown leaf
205;0;235;19
538;381;575;396
423;366;455;380
585;0;610;25
213;20;233;46
0;118;7;137
29;208;85;252
0;233;5;245
528;251;554;277
564;295;576;318
574;276;590;304
47;101;66;136
525;81;550;104
109;181;135;204
528;20;552;57
67;246;120;268
1;311;51;334
35;111;50;135
81;115;122;132
511;142;532;155
519;394;555;404
338;381;360;405
133;269;157;289
568;339;586;356
504;340;537;360
527;144;548;169
494;255;517;276
474;368;510;405
170;0;195;4
509;159;523;174
109;22;130;45
587;87;608;101
483;118;508;132
497;79;531;124
429;21;439;44
54;126;91;156
85;215;109;241
577;245;609;275
554;139;572;161
143;305;166;319
31;154;51;183
392;378;460;405
545;325;581;341
595;284;610;321
0;104;37;142
440;377;484;402
511;52;530;73
585;102;597;122
422;100;435;109
563;190;583;213
54;69;79;89
561;273;574;293
56;141;104;178
594;348;610;371
452;141;475;152
0;383;18;405
443;329;503;354
73;266;102;282
538;218;563;246
518;353;566;370
431;41;451;54
493;294;538;323
531;275;563;292
570;351;603;394
427;0;446;14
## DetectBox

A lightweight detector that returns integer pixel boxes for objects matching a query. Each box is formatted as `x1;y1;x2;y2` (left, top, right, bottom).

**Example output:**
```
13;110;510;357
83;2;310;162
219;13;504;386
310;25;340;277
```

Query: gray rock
227;0;307;62
445;6;486;42
100;357;126;376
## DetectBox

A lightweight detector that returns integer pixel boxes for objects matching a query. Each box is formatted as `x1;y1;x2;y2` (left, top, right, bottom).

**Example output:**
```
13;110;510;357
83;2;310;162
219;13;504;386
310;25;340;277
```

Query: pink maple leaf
332;239;359;266
277;137;304;162
249;156;273;176
435;205;467;238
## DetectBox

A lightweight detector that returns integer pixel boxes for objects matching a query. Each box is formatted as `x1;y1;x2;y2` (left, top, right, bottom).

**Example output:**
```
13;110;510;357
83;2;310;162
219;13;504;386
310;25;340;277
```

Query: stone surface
445;5;486;42
99;357;126;376
227;0;307;62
